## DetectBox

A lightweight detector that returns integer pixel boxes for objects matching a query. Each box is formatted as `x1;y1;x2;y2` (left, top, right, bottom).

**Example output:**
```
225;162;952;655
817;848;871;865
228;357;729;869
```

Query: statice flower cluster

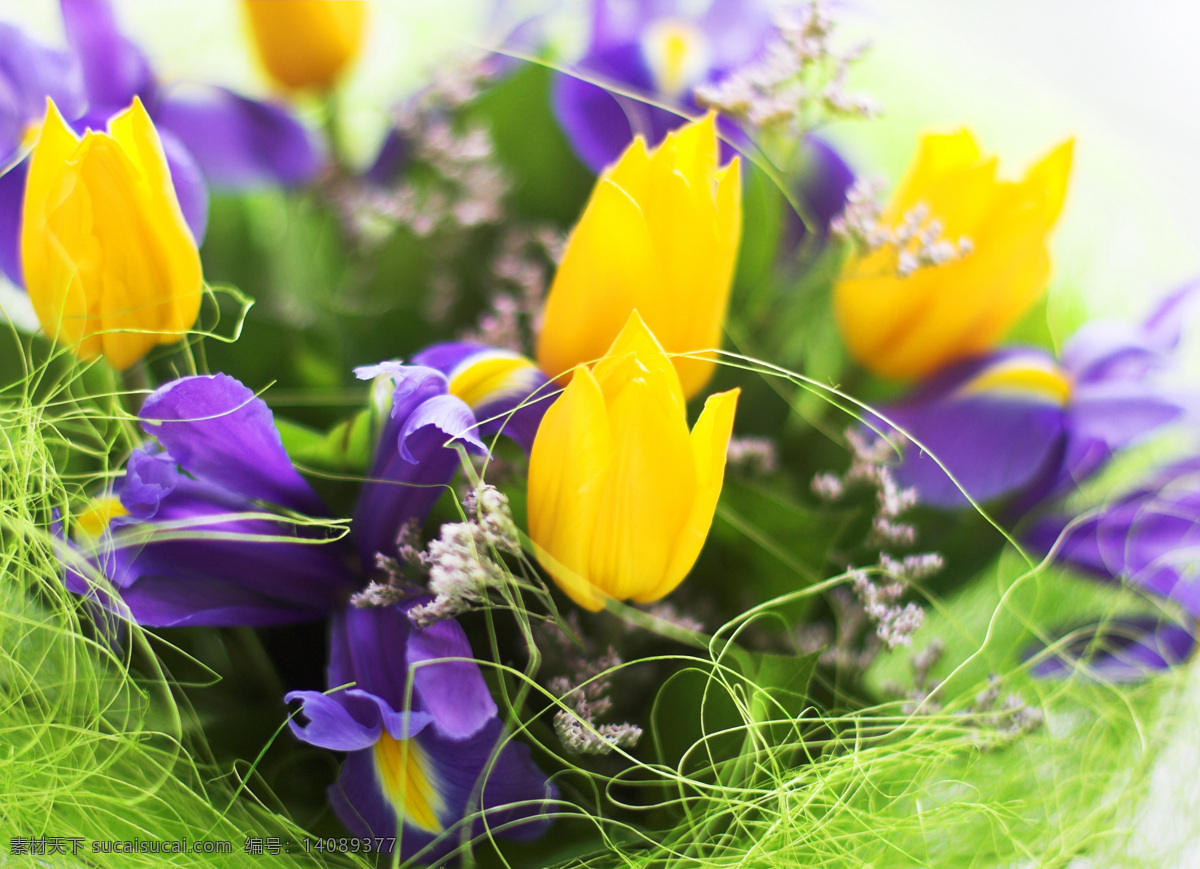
351;485;521;627
330;53;507;248
464;226;565;353
726;435;780;476
832;178;975;278
550;648;644;756
695;1;877;133
813;428;944;650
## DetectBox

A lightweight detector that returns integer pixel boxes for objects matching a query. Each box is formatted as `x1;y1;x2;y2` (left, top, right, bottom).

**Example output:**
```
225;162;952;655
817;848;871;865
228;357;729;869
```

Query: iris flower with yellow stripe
285;603;555;863
866;283;1195;511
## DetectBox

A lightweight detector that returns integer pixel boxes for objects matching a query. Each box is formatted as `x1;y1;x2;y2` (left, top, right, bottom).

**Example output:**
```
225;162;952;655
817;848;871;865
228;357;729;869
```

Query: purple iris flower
867;284;1196;513
0;22;85;283
68;348;548;627
552;0;774;173
0;0;320;287
1022;459;1200;679
66;373;354;626
0;22;83;167
286;603;556;863
410;342;553;455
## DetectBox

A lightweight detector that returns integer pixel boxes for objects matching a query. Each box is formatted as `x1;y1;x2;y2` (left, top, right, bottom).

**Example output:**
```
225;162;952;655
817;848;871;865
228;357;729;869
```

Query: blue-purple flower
552;0;773;174
66;373;352;626
1023;458;1200;679
0;0;320;286
286;603;556;863
866;284;1196;512
68;348;548;626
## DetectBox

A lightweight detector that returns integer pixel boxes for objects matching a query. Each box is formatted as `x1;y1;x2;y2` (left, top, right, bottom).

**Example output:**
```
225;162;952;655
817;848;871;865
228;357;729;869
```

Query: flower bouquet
2;1;1198;866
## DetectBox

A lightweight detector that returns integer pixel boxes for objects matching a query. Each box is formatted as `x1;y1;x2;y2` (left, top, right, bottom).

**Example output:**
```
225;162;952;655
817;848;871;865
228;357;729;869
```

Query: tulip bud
21;98;203;370
834;129;1073;381
537;113;741;400
242;0;367;92
528;310;739;611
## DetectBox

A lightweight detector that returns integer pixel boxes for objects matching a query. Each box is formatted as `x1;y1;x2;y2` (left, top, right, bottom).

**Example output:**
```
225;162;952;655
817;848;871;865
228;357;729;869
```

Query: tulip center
373;732;445;834
642;19;711;98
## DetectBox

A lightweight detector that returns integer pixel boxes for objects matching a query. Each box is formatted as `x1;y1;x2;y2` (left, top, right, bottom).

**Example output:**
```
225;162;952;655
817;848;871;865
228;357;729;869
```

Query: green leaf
469;62;595;224
276;410;375;476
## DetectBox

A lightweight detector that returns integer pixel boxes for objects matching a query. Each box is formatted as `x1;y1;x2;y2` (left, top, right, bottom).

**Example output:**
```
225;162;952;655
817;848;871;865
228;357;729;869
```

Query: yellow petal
642;387;739;603
242;0;367;92
537;178;662;382
22;98;202;370
75;131;202;370
537;114;739;399
590;309;685;421
835;130;1072;381
106;97;173;214
665;112;718;195
587;359;696;602
527;366;613;611
605;135;651;200
1022;138;1074;225
445;349;541;413
21;100;100;358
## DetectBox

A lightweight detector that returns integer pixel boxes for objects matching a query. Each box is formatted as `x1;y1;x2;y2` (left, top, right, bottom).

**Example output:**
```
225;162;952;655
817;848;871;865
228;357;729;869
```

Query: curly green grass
0;345;368;868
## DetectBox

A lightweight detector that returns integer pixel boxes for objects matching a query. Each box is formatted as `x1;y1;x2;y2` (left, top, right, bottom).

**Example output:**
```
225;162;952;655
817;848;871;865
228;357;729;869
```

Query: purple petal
554;0;770;173
1142;279;1200;354
328;748;400;841
60;0;155;115
328;718;555;862
158;128;208;245
407;610;498;740
0;22;84;165
784;136;855;248
285;690;383;750
104;469;353;625
874;351;1070;508
327;605;417;714
695;0;775;69
328;603;496;741
0;157;26;286
354;370;485;566
414;718;556;854
1066;380;1185;459
409;342;484;374
552;42;664;174
398;394;486;462
364;127;411;187
1026;487;1200;618
411;343;552;453
155;86;320;189
140;374;325;515
1029;617;1196;681
286;689;433;751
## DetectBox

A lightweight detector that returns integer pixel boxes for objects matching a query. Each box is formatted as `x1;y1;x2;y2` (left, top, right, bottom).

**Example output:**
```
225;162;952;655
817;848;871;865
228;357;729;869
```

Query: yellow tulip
834;129;1073;381
242;0;367;92
21;98;203;371
528;310;739;611
537;113;741;400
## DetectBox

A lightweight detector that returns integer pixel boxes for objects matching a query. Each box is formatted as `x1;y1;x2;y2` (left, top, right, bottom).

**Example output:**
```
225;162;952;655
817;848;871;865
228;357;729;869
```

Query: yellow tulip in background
242;0;367;92
21;98;203;371
528;311;739;611
537;113;741;400
834;129;1073;381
